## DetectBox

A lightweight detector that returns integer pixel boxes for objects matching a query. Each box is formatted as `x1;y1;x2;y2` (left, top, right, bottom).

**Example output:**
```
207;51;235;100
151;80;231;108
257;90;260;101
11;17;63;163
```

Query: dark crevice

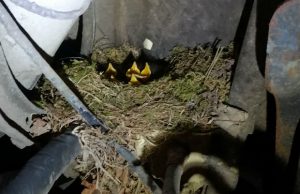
233;0;254;64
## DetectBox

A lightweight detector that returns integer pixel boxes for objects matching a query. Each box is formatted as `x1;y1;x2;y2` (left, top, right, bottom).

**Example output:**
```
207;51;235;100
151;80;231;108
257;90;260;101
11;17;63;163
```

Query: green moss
40;43;233;134
170;72;206;102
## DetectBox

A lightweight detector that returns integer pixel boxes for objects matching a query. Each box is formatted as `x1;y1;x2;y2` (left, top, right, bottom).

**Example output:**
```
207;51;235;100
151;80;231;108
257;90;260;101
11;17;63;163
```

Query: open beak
126;61;140;78
105;63;117;79
126;61;152;84
129;74;140;85
140;62;151;80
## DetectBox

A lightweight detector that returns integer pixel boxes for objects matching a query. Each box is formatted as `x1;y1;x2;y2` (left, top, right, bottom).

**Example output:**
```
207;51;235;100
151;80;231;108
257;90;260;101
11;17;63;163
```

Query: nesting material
38;43;234;193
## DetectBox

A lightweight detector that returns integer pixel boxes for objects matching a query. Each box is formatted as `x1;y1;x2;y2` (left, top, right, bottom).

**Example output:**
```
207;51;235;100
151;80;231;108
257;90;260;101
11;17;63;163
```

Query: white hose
7;0;91;19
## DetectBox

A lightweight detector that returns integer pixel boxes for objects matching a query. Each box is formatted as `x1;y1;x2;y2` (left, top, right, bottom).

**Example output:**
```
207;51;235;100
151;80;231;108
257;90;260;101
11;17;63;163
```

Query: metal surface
229;0;284;136
266;0;300;164
229;0;267;139
78;0;245;58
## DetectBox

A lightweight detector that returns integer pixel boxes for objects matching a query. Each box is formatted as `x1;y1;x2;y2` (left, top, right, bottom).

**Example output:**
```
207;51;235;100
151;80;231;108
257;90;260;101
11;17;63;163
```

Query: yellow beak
140;62;151;80
126;61;151;84
129;74;140;85
126;61;140;78
105;63;117;79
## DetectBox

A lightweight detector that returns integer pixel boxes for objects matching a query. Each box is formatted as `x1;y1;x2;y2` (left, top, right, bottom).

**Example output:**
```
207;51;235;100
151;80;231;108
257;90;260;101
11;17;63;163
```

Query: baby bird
105;63;117;80
97;50;169;84
96;61;125;81
138;50;169;80
125;60;151;85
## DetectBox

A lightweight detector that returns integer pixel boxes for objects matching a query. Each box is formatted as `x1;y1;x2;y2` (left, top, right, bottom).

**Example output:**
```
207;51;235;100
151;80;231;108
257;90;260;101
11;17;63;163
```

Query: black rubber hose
163;164;183;194
162;145;187;194
1;132;81;194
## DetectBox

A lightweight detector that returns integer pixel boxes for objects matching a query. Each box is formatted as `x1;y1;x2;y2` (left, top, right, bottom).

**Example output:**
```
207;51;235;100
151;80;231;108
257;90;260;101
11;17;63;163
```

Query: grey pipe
1;132;81;194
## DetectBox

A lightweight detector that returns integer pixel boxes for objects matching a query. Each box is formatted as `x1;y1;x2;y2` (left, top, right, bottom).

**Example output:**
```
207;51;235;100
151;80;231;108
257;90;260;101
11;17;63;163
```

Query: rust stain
274;97;300;164
267;0;300;165
288;67;299;77
274;98;286;161
265;58;274;92
269;0;292;28
274;98;293;164
285;58;300;80
282;52;300;62
275;117;289;163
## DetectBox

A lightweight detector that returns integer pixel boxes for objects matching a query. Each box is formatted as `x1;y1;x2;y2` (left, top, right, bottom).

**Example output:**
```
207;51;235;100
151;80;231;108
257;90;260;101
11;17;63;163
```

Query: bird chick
129;74;140;85
105;63;117;79
125;61;152;84
126;61;140;78
96;61;124;81
140;62;151;81
97;50;169;85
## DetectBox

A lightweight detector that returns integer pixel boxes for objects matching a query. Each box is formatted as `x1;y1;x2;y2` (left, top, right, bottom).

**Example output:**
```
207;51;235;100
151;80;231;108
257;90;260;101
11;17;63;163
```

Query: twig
205;47;224;82
77;73;91;84
134;181;142;194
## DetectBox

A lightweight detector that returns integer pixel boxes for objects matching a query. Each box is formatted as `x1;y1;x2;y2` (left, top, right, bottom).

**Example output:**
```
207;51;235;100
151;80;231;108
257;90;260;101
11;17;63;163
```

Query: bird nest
37;42;234;193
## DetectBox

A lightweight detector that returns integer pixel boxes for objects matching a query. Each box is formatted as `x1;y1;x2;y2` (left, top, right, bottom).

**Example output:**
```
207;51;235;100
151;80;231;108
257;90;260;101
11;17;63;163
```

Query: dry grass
37;43;234;193
72;125;151;193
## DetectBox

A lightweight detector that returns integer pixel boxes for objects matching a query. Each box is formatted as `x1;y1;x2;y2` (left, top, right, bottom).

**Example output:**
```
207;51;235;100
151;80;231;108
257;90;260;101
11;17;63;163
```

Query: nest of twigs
37;43;234;193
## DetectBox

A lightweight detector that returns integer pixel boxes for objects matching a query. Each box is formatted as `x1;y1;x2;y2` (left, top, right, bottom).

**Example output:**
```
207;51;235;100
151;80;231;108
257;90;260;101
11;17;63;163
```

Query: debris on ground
36;42;234;193
81;180;100;194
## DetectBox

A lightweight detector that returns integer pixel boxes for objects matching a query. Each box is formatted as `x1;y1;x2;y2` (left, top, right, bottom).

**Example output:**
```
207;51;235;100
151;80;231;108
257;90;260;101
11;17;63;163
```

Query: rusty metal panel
229;0;267;139
266;0;300;164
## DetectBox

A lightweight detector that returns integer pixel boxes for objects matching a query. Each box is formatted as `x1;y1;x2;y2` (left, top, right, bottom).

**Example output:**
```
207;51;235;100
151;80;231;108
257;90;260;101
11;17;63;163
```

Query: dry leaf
121;168;129;187
116;168;123;180
29;116;51;137
213;104;248;138
81;180;100;194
